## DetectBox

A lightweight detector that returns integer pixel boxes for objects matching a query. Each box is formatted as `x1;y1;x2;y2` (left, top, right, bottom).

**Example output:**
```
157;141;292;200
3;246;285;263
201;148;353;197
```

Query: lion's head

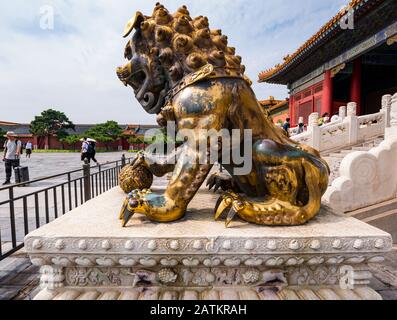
116;3;246;115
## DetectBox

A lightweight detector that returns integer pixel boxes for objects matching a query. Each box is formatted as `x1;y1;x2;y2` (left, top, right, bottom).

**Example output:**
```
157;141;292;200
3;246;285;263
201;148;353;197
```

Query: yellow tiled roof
258;0;367;82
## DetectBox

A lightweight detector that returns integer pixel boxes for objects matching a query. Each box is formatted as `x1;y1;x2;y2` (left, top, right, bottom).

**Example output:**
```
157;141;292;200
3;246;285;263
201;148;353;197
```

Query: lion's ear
123;12;145;38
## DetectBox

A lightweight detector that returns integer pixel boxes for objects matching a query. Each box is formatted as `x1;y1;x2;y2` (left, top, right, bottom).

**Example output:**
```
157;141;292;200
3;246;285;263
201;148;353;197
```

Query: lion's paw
206;172;240;193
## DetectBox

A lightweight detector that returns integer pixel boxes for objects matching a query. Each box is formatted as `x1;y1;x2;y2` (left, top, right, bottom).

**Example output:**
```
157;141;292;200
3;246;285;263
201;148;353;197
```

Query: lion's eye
124;41;133;60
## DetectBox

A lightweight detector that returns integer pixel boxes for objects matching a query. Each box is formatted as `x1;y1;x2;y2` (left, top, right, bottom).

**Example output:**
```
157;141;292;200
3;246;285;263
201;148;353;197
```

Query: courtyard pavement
0;152;135;254
0;151;130;183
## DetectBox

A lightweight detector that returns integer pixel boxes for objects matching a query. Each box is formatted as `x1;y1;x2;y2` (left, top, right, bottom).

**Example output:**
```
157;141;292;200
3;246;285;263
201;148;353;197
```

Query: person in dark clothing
88;141;98;165
297;122;305;134
283;118;291;135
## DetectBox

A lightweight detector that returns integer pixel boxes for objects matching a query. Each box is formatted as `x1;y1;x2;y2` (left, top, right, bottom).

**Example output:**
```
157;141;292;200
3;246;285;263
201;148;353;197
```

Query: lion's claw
207;173;239;193
119;197;136;227
226;207;238;228
122;208;135;227
214;195;232;220
214;191;242;227
119;198;130;220
119;189;153;227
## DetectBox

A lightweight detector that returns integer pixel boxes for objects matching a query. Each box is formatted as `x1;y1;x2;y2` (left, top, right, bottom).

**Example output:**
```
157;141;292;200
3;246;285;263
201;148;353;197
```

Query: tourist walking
297;117;305;134
2;131;22;185
25;141;33;158
81;137;90;163
81;138;99;164
282;118;291;136
88;139;99;165
297;123;305;134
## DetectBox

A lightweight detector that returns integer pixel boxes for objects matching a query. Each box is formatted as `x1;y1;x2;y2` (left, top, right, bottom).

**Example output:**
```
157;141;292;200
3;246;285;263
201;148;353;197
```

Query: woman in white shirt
25;141;33;158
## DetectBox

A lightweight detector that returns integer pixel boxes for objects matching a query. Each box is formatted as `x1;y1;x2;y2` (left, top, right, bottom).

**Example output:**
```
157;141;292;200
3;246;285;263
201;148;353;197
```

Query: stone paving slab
0;152;130;183
0;152;146;257
369;248;397;300
0;253;40;300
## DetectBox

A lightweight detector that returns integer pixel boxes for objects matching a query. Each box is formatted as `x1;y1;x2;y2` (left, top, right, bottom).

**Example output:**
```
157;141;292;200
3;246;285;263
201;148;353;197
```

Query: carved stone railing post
345;102;358;145
391;93;397;127
386;93;397;139
307;112;319;131
382;94;392;128
339;106;347;120
307;112;320;150
347;102;357;117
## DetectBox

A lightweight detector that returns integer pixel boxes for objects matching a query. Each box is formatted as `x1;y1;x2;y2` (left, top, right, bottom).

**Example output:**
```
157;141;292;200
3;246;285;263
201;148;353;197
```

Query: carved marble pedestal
25;188;392;300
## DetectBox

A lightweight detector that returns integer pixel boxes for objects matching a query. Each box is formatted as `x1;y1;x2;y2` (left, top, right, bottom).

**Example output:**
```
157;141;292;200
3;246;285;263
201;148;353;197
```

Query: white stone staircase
322;136;384;185
290;94;394;187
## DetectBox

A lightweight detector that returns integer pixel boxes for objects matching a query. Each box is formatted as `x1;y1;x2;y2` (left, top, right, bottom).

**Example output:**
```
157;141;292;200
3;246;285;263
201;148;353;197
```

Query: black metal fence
0;155;134;261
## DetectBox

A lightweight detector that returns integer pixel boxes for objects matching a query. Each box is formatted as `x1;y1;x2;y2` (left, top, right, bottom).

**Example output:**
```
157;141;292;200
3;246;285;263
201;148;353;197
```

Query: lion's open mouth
117;63;167;115
116;63;146;93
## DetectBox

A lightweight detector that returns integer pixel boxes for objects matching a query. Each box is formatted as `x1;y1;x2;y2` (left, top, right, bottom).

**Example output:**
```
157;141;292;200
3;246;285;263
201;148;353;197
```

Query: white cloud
0;0;348;124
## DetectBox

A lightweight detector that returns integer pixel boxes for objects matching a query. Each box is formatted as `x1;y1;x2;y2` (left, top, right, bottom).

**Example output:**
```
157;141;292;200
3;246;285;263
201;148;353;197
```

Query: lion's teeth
274;204;282;211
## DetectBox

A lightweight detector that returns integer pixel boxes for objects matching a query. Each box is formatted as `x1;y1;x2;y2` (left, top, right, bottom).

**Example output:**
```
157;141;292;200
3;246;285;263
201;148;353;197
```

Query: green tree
30;109;75;148
128;135;144;144
128;135;145;151
85;121;122;151
60;134;81;151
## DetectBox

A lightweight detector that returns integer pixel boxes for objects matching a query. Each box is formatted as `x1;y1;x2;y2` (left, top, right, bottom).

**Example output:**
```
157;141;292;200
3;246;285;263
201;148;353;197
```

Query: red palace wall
28;136;127;151
290;81;324;126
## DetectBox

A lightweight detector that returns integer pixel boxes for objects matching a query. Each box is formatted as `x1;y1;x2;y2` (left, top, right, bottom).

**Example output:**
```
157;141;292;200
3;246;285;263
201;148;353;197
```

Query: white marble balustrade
291;94;395;153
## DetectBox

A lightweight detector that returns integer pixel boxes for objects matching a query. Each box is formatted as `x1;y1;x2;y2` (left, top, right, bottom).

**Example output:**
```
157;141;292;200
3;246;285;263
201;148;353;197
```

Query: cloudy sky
0;0;347;125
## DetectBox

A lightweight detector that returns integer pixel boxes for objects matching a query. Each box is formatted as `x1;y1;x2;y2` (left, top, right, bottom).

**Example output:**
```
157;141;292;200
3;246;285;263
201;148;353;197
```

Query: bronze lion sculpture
116;3;329;227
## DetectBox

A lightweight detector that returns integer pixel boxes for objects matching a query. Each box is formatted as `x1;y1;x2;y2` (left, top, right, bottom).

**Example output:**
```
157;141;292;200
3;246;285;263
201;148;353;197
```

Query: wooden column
289;94;295;125
350;58;362;116
322;70;333;117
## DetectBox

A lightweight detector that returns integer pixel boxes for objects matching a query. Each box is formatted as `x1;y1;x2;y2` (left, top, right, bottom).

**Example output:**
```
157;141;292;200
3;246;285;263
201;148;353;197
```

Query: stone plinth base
25;188;393;300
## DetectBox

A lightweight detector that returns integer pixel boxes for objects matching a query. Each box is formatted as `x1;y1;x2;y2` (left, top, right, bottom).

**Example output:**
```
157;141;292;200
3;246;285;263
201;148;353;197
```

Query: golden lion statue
116;3;329;227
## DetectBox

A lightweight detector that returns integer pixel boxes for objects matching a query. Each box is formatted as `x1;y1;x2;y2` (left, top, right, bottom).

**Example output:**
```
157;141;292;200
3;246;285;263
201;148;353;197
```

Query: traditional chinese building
259;97;289;124
259;0;397;126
